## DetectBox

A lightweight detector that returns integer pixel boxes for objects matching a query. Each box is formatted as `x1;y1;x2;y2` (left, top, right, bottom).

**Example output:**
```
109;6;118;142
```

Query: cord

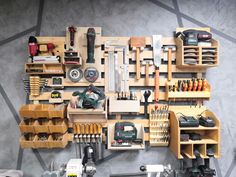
197;109;209;118
176;112;187;117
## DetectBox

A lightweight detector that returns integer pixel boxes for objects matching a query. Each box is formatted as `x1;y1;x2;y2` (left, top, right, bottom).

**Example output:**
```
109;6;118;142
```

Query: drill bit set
149;105;170;146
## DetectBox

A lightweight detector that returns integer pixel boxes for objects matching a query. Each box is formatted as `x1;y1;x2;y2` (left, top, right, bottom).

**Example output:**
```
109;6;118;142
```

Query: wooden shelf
67;104;107;123
166;82;211;101
107;123;145;150
25;63;64;75
180;138;217;145
169;106;220;159
180;126;218;130
175;36;219;69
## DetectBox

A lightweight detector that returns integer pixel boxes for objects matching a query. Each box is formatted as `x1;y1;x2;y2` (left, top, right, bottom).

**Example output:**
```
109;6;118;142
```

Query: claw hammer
163;45;176;81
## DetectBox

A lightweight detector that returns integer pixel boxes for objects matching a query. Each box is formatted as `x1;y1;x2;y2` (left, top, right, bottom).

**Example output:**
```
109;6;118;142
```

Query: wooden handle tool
168;48;172;81
145;62;149;86
136;48;141;80
155;69;159;101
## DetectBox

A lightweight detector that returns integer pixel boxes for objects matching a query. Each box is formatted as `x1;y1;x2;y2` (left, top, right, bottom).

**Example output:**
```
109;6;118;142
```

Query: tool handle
155;69;159;101
145;62;149;86
77;124;81;134
93;124;98;134
168;49;172;81
86;28;96;63
136;48;141;80
144;102;148;117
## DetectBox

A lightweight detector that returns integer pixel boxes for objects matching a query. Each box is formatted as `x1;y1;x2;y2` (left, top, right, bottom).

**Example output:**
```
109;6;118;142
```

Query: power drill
176;29;212;46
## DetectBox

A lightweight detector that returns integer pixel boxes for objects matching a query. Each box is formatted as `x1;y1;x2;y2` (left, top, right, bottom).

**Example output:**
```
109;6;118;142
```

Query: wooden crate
19;119;35;133
33;119;50;133
34;104;53;118
48;133;68;148
33;134;49;148
48;119;68;133
19;104;37;118
48;104;66;119
107;123;145;150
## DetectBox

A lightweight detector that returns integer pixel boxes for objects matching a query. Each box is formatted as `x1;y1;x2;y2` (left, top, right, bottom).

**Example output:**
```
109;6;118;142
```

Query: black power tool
176;29;212;46
86;28;96;63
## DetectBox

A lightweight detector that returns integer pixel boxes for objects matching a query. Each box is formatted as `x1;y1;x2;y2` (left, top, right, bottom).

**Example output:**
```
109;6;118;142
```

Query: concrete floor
0;0;236;176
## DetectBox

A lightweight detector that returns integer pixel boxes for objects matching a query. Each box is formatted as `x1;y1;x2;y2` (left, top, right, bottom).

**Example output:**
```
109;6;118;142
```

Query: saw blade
152;35;162;67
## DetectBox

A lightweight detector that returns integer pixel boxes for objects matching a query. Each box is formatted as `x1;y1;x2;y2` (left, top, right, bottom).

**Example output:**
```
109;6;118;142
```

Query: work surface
0;0;236;177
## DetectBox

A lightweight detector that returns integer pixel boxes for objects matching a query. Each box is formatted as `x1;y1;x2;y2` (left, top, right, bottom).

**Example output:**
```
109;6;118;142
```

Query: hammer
163;45;176;81
142;59;153;86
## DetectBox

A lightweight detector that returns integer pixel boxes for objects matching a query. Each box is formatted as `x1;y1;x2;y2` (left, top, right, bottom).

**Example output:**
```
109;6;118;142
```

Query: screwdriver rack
18;26;221;157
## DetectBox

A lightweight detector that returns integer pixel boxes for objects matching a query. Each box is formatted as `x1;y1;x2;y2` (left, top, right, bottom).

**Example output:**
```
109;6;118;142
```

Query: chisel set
74;123;102;143
74;123;102;159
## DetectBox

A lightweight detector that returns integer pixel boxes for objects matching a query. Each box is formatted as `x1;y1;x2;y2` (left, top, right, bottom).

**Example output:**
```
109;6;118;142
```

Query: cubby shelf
175;36;219;69
169;106;220;159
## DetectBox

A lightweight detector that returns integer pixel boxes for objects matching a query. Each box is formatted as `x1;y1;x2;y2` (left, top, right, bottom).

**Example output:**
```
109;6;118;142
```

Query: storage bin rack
19;104;68;148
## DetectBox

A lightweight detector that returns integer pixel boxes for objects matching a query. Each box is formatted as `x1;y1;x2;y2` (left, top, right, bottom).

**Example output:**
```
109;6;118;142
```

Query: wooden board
21;27;220;153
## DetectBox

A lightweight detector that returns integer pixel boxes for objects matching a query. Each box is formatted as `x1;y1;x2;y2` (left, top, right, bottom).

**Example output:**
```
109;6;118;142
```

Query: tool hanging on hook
86;28;96;63
68;26;77;47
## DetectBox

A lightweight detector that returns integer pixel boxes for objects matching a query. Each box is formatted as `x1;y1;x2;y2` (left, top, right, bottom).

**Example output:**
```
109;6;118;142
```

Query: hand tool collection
169;78;208;92
18;26;220;176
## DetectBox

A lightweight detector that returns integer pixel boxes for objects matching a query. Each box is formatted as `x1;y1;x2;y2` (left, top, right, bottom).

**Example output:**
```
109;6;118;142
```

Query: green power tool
114;122;138;144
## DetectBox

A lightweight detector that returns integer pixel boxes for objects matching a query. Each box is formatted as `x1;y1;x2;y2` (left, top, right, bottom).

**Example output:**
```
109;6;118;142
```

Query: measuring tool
152;35;162;101
105;41;129;93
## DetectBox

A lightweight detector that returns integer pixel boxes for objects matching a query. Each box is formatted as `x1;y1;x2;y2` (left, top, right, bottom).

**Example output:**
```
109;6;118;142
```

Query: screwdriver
193;78;198;91
183;80;188;91
202;79;207;91
197;79;203;91
188;80;193;91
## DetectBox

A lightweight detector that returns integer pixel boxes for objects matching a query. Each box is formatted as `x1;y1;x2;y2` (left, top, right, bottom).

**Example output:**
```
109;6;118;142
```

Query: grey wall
0;0;236;177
